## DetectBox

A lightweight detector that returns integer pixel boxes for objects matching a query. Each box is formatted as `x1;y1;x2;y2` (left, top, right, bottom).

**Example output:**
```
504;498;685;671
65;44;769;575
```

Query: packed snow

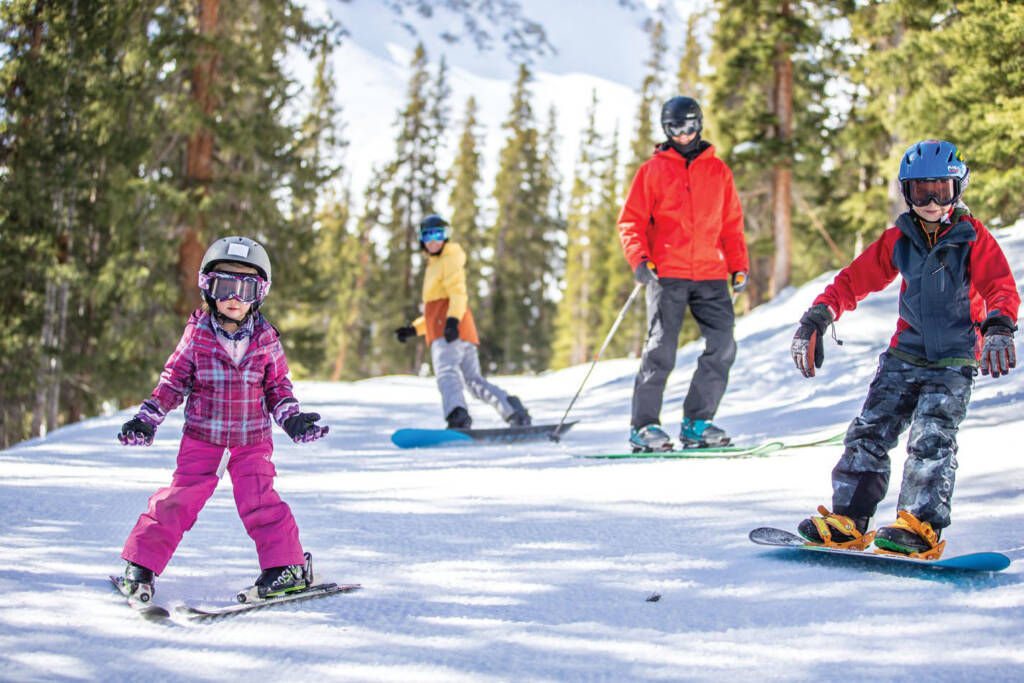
3;222;1024;680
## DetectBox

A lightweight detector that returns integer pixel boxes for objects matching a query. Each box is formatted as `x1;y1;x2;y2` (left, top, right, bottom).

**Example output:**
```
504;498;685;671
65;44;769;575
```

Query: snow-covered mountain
3;222;1024;679
304;0;692;208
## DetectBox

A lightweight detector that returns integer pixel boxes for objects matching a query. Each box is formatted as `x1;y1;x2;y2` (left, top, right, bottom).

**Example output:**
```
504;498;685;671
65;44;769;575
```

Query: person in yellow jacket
394;214;532;430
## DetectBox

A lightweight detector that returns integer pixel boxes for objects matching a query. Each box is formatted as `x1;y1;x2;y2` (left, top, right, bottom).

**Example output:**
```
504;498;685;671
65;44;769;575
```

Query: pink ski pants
122;434;304;575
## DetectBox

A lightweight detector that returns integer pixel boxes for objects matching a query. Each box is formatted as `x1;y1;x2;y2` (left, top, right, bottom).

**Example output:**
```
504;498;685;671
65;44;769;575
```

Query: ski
749;527;1010;572
391;421;577;449
573;432;843;460
109;575;171;622
175;583;361;621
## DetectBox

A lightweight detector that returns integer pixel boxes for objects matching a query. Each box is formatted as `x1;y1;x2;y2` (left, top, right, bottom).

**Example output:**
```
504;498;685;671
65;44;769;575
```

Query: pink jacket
148;310;297;447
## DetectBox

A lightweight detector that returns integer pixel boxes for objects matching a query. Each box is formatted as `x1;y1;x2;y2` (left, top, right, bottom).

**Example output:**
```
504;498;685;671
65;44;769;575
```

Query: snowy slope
3;223;1024;680
307;0;686;206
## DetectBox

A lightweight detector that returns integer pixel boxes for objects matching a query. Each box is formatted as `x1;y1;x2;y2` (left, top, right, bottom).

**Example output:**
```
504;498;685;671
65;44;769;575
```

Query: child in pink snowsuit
117;236;328;601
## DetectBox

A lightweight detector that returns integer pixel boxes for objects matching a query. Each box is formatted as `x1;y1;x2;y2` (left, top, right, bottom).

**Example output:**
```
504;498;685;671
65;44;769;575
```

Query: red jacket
815;212;1019;365
618;144;748;280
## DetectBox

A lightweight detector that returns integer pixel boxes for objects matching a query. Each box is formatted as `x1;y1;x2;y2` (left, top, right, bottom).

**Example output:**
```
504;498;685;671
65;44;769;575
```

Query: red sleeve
969;220;1020;324
718;166;748;273
814;227;901;320
617;163;652;271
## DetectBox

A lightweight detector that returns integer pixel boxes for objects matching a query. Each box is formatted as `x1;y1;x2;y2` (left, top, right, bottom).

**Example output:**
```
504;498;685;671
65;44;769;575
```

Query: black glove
731;271;748;293
791;304;833;378
980;315;1017;378
394;325;417;343
444;316;460;343
634;260;658;286
118;417;155;446
283;411;329;443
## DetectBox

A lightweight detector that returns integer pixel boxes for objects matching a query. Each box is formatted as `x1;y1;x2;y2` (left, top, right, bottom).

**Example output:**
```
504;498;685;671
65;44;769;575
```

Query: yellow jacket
412;242;480;345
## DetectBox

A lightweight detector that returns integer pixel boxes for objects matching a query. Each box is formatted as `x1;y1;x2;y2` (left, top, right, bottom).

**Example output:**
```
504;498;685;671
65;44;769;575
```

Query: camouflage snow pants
831;351;975;530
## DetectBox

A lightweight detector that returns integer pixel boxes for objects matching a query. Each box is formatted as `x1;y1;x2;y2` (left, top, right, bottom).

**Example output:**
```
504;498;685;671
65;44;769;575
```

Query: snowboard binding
874;510;945;560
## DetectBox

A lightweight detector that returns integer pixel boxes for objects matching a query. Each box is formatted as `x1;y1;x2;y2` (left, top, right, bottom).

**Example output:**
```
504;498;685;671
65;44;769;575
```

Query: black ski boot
446;406;472;429
874;510;945;558
797;505;873;549
123;561;156;603
505;396;532;427
237;552;313;603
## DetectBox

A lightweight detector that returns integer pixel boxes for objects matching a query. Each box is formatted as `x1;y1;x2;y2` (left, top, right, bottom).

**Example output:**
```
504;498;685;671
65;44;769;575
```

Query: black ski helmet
661;96;703;140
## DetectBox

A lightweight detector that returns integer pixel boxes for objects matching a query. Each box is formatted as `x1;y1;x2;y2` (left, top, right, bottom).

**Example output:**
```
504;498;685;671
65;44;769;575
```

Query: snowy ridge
3;222;1024;679
307;0;680;204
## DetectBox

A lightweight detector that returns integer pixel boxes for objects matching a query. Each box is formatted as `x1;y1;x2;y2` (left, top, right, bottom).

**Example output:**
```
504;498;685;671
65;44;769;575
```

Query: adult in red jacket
618;96;749;452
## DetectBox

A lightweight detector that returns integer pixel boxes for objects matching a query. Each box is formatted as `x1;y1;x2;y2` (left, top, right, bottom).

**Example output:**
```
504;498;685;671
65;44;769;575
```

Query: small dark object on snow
646;592;661;602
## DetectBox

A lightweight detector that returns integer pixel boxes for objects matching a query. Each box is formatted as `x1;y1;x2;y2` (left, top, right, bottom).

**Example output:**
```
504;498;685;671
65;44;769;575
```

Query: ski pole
550;282;645;442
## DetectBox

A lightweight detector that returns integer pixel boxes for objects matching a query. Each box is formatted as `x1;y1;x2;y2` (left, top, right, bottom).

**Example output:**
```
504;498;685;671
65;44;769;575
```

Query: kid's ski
176;583;361;621
109;575;171;622
573;432;844;460
749;527;1010;572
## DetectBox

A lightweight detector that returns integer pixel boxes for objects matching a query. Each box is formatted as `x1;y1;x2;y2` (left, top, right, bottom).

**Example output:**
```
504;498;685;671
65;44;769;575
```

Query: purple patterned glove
118;418;156;446
117;400;163;446
282;412;329;443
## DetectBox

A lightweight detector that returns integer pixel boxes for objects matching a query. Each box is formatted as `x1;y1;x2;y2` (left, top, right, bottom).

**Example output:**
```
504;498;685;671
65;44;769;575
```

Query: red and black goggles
903;178;958;207
198;271;269;303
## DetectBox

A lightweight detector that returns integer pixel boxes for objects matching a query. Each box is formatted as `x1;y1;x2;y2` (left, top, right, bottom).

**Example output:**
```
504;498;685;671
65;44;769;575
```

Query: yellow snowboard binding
874;510;945;560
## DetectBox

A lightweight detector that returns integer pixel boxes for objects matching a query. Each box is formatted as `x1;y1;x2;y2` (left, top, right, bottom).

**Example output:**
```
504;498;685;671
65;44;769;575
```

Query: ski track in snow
4;224;1024;680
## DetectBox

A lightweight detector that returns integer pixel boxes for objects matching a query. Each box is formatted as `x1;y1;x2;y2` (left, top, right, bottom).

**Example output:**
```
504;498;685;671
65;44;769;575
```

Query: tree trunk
177;0;220;315
769;1;793;297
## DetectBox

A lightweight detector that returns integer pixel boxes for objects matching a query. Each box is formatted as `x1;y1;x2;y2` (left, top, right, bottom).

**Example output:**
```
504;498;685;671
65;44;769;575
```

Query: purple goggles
197;271;270;303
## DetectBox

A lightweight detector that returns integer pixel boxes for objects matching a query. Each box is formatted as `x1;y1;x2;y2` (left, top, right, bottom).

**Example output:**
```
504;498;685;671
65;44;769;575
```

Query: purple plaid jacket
147;310;298;447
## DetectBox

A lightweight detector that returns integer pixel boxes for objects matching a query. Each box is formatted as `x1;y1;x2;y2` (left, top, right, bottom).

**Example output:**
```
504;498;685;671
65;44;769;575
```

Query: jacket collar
189;310;273;362
655;141;715;165
894;210;976;251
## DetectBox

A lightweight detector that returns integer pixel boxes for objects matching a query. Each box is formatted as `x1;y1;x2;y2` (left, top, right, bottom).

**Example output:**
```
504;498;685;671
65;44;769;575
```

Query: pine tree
371;43;450;374
448;96;486;315
708;0;843;301
676;11;705;100
0;0;337;446
279;34;349;377
553;91;609;368
483;63;560;373
842;0;1024;227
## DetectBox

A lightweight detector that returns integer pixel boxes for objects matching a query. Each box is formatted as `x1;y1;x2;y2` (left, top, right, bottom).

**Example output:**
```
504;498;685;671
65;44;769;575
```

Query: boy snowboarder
791;140;1019;558
394;214;531;429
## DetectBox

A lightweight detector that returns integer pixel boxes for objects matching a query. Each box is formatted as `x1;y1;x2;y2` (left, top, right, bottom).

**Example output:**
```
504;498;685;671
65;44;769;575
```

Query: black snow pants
631;278;736;429
832;351;975;530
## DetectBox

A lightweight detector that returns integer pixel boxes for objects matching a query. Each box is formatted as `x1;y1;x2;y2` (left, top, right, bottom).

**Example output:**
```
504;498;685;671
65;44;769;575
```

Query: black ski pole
550;282;644;442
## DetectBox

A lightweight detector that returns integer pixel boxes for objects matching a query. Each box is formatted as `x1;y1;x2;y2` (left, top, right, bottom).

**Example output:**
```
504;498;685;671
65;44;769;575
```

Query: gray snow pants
430;338;515;421
832;351;975;529
631;278;736;428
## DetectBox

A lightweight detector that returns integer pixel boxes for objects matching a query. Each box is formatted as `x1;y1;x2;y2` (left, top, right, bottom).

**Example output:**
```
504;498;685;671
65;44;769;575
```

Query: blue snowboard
750;527;1010;572
391;421;576;449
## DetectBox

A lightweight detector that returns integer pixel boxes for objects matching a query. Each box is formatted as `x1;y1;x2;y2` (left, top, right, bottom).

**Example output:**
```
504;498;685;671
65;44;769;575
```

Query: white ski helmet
198;236;272;310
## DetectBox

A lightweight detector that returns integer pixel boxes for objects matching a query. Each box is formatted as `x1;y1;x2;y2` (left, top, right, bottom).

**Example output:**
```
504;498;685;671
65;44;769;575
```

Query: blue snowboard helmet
897;140;969;208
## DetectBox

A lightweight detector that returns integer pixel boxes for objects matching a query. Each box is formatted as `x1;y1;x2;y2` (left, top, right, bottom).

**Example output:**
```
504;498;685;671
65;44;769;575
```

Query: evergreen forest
2;0;1023;447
